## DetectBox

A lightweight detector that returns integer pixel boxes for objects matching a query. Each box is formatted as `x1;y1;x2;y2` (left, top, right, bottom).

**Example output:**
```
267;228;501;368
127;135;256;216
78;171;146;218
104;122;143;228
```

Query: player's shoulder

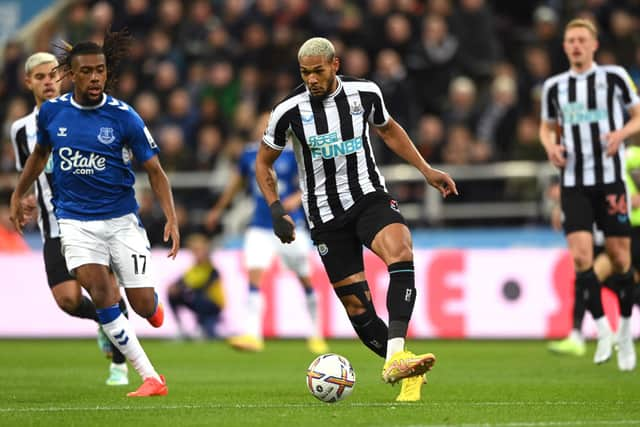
542;71;569;88
10;110;35;137
270;84;307;118
599;64;630;78
103;95;139;118
340;75;381;92
40;92;72;114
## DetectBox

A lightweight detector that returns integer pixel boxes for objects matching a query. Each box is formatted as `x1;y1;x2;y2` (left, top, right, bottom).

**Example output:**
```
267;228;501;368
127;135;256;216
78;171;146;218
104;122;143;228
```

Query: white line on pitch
0;401;637;413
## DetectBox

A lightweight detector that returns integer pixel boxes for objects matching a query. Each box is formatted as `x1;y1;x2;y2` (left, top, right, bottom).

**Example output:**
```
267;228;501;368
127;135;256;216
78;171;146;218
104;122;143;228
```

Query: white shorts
243;226;311;277
58;213;155;288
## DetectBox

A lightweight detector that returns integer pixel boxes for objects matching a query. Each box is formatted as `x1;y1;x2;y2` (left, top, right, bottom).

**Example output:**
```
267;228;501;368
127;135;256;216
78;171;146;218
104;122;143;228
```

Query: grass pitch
0;339;638;427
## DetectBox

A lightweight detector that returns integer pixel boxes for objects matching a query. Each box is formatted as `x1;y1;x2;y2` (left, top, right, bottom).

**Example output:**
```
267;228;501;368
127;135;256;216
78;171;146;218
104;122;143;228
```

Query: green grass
0;339;638;427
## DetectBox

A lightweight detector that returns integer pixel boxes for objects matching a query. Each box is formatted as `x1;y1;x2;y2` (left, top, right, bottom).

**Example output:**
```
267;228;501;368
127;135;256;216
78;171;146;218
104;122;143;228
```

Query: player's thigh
311;225;364;284
58;218;110;273
108;214;155;288
560;186;595;235
595;182;631;238
279;228;312;277
354;191;407;249
244;227;276;271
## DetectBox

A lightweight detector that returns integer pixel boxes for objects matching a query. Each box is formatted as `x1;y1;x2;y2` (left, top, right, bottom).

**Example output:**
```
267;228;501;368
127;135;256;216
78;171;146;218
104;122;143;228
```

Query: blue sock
96;304;121;325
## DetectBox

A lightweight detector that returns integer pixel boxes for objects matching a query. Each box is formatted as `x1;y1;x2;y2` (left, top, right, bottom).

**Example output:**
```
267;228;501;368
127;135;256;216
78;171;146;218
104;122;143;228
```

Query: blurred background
0;0;639;339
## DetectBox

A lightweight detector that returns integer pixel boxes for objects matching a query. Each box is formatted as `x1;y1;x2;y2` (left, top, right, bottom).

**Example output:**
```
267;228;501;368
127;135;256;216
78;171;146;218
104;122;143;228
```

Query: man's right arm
256;143;295;243
10;143;50;232
539;120;566;168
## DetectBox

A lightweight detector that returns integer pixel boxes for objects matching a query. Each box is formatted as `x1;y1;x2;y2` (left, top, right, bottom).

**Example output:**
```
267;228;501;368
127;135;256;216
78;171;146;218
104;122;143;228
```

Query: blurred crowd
1;0;640;245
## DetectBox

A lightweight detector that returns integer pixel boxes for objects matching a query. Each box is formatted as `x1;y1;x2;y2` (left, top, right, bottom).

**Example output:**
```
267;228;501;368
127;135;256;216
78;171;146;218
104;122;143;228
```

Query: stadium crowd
1;0;639;245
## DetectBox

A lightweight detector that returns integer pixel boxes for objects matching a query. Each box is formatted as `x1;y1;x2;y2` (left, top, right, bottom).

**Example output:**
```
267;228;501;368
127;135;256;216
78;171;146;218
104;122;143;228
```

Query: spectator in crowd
518;45;552;114
442;76;479;129
476;74;519;160
157;125;192;172
415;114;446;163
451;0;500;82
167;233;225;339
406;14;460;115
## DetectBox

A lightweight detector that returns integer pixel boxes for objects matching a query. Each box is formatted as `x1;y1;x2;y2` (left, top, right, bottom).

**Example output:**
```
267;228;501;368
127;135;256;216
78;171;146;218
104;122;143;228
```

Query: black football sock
386;261;416;339
577;268;604;319
572;277;587;331
613;269;635;317
335;281;388;358
68;296;99;321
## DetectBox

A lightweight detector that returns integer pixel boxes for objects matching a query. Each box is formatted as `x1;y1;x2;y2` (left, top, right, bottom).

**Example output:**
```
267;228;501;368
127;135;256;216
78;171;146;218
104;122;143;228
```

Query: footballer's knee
126;288;157;317
51;281;82;313
54;294;81;314
334;281;374;317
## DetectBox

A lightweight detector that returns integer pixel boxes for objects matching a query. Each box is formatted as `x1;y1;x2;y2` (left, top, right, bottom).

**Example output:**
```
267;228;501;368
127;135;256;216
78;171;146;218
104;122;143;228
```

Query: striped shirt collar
569;62;598;79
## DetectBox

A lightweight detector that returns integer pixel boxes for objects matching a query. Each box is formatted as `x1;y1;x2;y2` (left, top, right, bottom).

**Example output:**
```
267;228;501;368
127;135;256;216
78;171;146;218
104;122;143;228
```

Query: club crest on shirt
349;100;364;115
97;127;116;145
390;199;400;212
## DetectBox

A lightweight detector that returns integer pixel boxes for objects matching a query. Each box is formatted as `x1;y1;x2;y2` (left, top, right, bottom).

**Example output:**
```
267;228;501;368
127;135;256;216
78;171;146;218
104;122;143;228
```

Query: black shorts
310;190;406;283
43;237;74;288
561;182;631;237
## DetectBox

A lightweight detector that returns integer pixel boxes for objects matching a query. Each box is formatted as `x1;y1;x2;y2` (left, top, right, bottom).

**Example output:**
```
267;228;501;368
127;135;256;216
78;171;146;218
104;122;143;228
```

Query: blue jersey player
10;51;129;386
10;34;179;397
205;113;328;354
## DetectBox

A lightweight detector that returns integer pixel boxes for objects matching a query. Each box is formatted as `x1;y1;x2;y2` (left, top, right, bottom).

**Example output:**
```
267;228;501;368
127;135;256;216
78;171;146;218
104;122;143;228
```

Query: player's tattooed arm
256;143;296;243
255;143;282;206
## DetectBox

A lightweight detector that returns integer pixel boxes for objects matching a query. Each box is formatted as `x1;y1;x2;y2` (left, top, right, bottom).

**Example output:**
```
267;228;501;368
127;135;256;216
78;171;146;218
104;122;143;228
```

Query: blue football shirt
238;143;305;229
36;92;159;220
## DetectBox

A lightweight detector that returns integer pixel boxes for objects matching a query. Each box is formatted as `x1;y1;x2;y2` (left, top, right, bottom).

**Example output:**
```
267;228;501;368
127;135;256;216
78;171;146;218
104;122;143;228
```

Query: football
306;353;356;403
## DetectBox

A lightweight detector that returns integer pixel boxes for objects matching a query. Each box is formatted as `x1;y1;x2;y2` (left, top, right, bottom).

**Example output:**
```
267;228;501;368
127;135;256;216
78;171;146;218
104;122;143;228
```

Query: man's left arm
374;118;458;197
142;155;180;258
604;104;640;156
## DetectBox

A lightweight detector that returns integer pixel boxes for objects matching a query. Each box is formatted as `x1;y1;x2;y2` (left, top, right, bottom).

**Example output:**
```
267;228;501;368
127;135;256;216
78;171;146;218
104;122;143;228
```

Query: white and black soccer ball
306;353;356;403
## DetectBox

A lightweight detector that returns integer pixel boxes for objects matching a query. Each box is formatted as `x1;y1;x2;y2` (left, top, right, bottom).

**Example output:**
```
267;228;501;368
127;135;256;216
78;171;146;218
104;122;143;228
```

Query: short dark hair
55;29;133;92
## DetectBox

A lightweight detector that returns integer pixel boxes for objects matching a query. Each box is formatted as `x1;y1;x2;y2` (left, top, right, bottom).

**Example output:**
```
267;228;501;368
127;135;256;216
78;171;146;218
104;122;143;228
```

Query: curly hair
54;28;133;92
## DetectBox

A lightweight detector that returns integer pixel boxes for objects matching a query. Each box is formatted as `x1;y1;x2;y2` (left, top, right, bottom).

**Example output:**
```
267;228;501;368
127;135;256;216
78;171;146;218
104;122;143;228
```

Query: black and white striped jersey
263;75;389;229
10;108;60;240
541;63;640;187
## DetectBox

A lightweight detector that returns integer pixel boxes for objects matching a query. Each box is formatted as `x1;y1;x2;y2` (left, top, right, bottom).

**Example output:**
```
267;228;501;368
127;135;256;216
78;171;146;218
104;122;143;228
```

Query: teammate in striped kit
540;18;640;370
10;52;129;386
257;37;458;401
10;32;179;396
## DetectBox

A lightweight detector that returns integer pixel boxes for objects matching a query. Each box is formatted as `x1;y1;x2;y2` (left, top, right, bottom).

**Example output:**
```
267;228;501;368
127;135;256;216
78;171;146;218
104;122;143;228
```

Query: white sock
386;337;405;362
619;316;632;338
569;329;584;343
247;289;264;339
101;313;160;381
110;362;128;371
595;316;612;339
304;290;321;338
